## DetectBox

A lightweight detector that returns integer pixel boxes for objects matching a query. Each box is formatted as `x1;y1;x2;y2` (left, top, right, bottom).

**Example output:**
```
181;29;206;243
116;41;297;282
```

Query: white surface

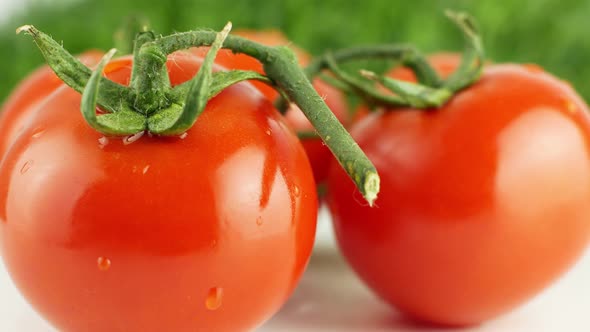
2;206;590;331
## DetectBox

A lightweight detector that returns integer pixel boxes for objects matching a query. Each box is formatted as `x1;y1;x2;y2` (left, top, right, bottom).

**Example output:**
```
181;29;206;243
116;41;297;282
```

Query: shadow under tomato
264;245;460;332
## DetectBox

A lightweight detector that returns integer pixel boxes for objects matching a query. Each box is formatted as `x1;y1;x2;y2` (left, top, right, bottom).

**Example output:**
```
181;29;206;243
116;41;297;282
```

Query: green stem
113;15;150;55
265;47;379;204
304;44;441;86
138;29;379;204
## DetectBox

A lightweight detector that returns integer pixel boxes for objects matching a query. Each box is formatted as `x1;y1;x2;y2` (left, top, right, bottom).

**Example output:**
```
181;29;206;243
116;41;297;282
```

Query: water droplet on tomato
265;129;271;136
256;216;263;226
142;165;150;174
293;185;301;197
98;136;109;149
179;132;188;139
123;131;145;145
205;287;223;310
97;257;111;271
32;129;45;138
20;160;33;174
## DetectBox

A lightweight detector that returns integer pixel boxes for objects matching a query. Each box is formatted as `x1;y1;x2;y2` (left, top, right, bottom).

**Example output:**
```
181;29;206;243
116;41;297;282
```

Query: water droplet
32;129;45;138
293;185;301;197
98;136;109;149
123;131;145;145
97;257;111;271
20;160;33;174
205;287;223;310
256;216;263;226
142;165;150;174
265;129;271;136
179;132;188;139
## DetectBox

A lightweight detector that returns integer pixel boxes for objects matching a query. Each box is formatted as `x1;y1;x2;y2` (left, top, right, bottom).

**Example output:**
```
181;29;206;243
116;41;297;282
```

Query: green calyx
17;21;380;205
304;10;485;110
17;22;268;136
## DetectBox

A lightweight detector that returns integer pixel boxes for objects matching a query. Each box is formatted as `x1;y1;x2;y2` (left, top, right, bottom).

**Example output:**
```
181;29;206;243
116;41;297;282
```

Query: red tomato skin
0;54;317;332
327;64;590;325
0;51;103;160
191;30;349;184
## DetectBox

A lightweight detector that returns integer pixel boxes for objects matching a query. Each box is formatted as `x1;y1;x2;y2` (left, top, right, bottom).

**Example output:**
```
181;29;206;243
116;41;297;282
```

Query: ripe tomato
327;64;590;325
0;52;317;332
353;53;461;123
192;30;349;184
0;50;103;160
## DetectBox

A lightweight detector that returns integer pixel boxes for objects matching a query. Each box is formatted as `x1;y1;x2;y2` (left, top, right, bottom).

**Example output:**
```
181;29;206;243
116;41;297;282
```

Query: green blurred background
1;0;589;103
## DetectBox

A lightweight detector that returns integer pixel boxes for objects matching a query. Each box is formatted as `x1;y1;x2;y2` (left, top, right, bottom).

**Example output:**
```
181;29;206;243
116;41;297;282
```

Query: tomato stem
113;15;150;55
17;23;381;205
303;11;485;111
138;28;380;204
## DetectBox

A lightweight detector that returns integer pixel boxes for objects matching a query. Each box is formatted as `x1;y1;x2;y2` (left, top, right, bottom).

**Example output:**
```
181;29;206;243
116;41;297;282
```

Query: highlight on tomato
192;29;349;185
326;13;590;326
0;23;379;332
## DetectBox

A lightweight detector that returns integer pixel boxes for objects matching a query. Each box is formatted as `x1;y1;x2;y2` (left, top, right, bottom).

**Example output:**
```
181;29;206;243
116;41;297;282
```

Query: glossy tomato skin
0;51;103;160
327;64;590;325
0;53;317;332
192;30;349;184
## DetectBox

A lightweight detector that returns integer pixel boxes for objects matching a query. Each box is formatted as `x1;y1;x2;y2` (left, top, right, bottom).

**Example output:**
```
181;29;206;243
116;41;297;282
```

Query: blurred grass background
1;0;589;103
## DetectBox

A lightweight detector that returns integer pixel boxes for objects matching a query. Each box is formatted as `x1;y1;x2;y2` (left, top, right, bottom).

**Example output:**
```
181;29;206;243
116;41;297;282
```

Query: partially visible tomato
192;29;349;184
353;52;462;123
0;52;317;332
0;50;103;160
328;64;590;325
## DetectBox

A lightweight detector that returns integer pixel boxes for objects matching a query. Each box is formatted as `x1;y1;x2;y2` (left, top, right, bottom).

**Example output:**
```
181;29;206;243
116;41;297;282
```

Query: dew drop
205;287;224;310
256;216;263;226
293;185;301;197
98;136;109;149
97;257;111;271
265;129;271;136
179;132;188;139
142;165;150;174
123;131;145;145
32;129;45;138
20;160;34;174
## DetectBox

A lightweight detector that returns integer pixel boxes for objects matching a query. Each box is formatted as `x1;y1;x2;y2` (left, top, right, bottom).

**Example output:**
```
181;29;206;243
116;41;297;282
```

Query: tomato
192;30;349;184
0;50;103;160
327;64;590;325
353;53;461;123
0;52;317;332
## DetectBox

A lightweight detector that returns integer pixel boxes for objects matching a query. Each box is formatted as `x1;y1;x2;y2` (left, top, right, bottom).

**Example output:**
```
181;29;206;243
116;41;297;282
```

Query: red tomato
353;53;461;123
327;64;590;325
0;52;317;332
0;50;103;159
192;30;349;184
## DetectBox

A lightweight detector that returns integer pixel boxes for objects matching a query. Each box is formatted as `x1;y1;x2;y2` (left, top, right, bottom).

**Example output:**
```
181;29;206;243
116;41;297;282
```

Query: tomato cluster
2;21;590;332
